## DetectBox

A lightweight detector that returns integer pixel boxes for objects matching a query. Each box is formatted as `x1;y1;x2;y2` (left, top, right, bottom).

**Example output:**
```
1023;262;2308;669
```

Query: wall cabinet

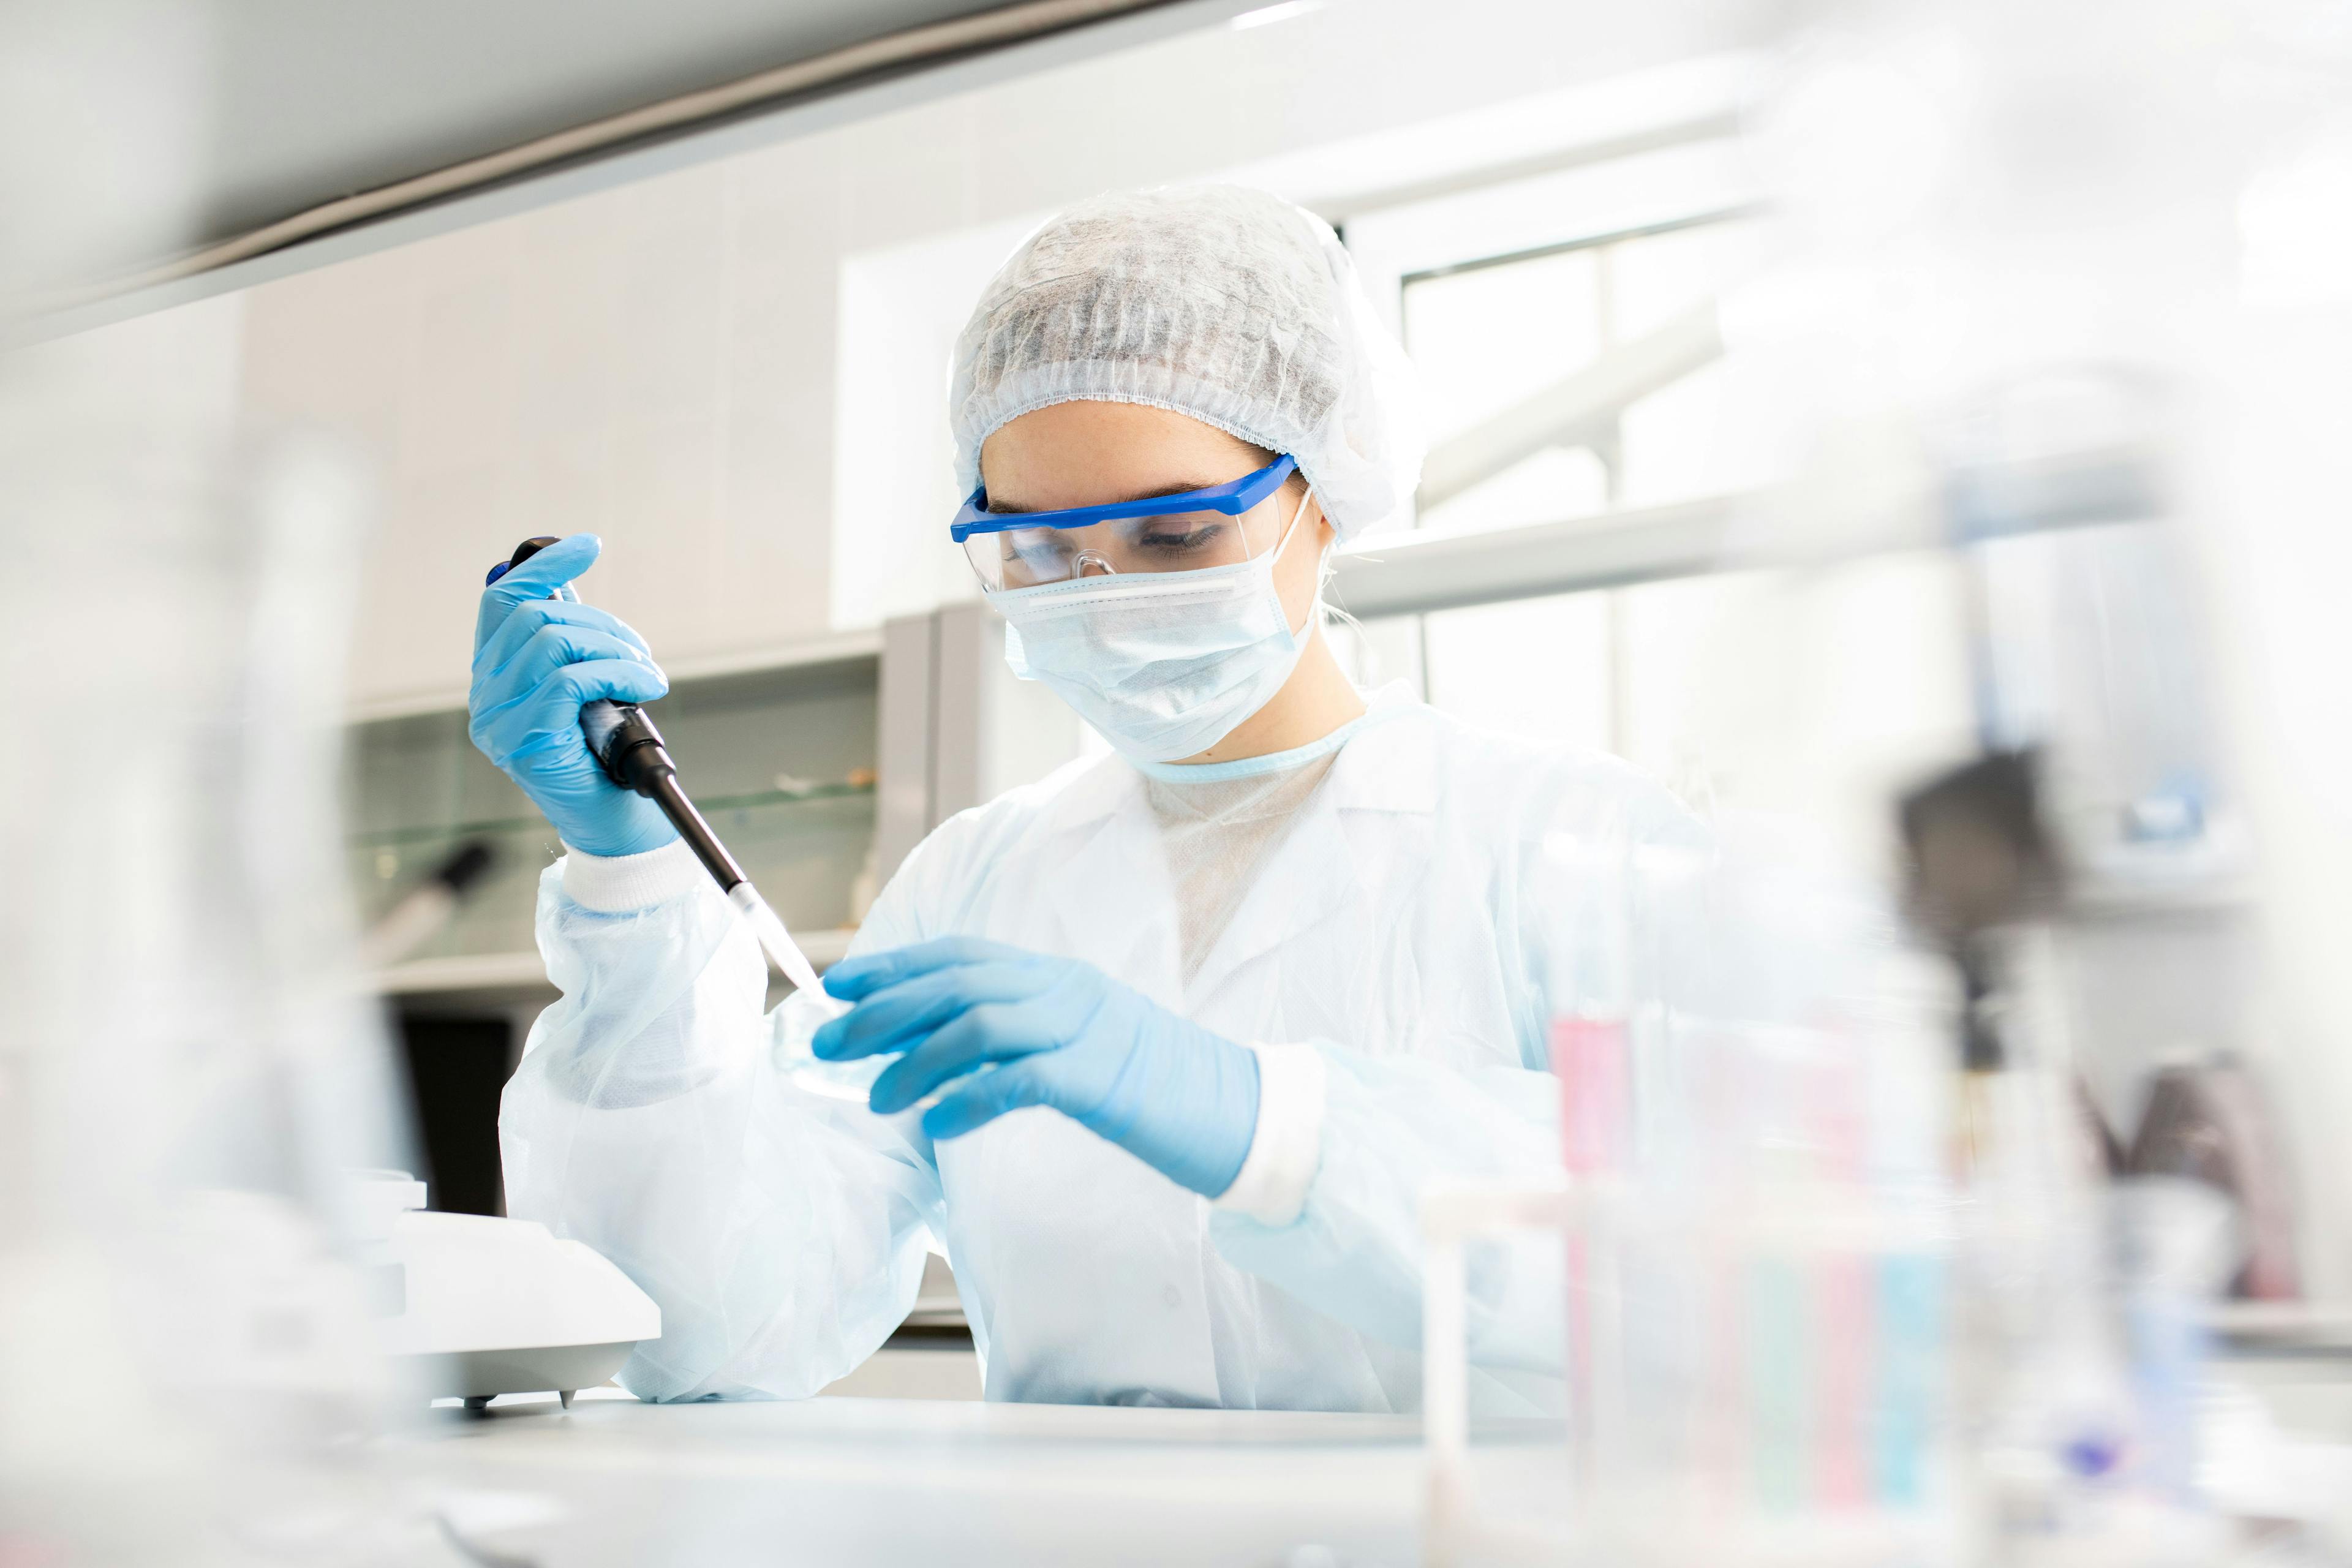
351;605;1077;1003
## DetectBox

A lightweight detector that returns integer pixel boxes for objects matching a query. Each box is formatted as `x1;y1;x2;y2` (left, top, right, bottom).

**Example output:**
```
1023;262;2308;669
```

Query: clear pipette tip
726;883;825;997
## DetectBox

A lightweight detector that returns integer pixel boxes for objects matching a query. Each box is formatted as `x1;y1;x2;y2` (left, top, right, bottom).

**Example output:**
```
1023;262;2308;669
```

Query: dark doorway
396;1014;513;1215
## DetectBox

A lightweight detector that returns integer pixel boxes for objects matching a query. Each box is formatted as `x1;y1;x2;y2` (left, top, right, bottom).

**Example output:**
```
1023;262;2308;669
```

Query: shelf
348;628;885;725
372;950;562;997
2065;875;2253;921
347;780;875;850
2209;1299;2352;1355
373;925;859;998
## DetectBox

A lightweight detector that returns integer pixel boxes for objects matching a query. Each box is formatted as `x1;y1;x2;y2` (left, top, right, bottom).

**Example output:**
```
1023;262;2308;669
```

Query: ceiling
7;0;1229;341
192;0;1030;244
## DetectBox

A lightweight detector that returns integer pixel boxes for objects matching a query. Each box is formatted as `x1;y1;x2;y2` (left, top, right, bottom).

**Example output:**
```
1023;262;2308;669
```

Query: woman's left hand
813;937;1260;1198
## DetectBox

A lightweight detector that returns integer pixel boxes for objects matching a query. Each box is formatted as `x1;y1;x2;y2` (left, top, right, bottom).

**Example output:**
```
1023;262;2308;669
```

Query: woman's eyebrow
988;476;1229;515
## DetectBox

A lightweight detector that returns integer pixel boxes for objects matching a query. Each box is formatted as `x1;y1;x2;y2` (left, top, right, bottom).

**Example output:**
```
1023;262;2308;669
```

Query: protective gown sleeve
1209;757;1709;1384
499;839;944;1401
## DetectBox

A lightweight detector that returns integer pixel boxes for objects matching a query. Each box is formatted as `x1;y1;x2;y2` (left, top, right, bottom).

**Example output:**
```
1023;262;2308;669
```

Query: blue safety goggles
948;454;1298;544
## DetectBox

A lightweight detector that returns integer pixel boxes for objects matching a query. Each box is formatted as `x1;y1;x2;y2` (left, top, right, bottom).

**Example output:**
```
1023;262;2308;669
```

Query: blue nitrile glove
813;937;1261;1198
468;533;677;858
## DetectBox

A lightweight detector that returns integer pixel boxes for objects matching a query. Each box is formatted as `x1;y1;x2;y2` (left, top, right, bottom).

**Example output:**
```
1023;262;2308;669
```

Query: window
1402;212;1766;535
1319;138;1986;878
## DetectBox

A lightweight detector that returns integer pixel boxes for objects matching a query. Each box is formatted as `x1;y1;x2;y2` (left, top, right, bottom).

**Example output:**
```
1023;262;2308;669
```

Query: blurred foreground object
2128;1060;2301;1302
0;9;441;1560
1424;0;2352;1551
1425;824;1963;1562
1551;830;1955;1558
0;352;440;1556
355;838;499;971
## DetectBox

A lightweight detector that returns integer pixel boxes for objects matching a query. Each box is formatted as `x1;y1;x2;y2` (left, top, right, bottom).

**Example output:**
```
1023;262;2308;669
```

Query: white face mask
986;489;1319;763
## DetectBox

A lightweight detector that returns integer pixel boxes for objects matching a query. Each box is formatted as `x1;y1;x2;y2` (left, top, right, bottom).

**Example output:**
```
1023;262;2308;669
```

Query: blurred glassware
0;365;424;1556
1537;820;1961;1563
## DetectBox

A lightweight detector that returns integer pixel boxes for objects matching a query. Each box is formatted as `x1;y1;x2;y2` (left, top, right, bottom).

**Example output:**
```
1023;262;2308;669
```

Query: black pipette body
488;537;747;895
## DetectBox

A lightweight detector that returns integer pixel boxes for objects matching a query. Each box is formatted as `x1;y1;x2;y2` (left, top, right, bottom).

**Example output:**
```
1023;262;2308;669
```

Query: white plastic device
352;1170;659;1409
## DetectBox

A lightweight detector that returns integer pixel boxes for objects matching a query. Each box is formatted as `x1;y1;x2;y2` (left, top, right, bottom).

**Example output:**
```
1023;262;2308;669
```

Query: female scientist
471;185;1699;1413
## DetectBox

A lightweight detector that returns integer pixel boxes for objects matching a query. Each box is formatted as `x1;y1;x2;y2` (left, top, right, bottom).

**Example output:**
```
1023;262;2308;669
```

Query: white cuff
559;836;707;913
1211;1042;1327;1227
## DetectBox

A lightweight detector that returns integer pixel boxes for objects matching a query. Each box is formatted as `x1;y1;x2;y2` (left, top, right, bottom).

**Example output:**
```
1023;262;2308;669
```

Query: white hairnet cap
949;184;1426;541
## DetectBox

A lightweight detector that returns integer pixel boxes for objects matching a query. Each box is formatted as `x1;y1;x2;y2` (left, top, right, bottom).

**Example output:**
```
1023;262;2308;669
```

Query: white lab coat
499;685;1704;1412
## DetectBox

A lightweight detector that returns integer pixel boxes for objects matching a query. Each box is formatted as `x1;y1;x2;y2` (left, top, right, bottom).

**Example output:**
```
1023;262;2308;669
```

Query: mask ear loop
1295;492;1381;685
1293;486;1363;639
1272;481;1325;643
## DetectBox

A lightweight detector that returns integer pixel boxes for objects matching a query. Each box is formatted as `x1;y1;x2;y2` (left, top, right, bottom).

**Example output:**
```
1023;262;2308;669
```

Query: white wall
239;157;842;714
235;0;1759;713
831;216;1036;630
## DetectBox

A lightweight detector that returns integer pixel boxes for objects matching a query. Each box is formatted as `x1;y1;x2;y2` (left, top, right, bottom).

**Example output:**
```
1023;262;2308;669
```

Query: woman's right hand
467;533;679;858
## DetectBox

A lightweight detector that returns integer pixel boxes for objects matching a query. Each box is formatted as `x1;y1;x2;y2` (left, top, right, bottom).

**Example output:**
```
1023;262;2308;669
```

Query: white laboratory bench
398;1392;1544;1567
388;1370;2352;1568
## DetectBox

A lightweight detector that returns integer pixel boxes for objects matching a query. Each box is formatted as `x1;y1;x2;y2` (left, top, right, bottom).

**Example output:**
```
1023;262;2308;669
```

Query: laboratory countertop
373;1368;2352;1567
399;1393;1552;1567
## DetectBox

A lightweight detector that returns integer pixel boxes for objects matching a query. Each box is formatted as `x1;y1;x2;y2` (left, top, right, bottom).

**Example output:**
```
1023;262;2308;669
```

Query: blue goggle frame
949;454;1298;543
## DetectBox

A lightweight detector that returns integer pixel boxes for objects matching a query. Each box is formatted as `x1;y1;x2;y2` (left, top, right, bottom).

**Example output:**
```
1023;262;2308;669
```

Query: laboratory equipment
487;535;829;998
3;396;418;1556
472;532;673;856
2128;1061;2297;1300
1424;829;1959;1566
355;1170;658;1409
356;837;498;970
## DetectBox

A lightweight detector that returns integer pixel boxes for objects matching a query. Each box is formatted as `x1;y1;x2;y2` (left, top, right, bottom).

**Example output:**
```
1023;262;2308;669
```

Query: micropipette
486;536;827;996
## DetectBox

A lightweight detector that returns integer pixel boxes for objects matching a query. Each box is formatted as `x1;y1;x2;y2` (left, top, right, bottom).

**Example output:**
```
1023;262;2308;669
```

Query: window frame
1331;156;2155;625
